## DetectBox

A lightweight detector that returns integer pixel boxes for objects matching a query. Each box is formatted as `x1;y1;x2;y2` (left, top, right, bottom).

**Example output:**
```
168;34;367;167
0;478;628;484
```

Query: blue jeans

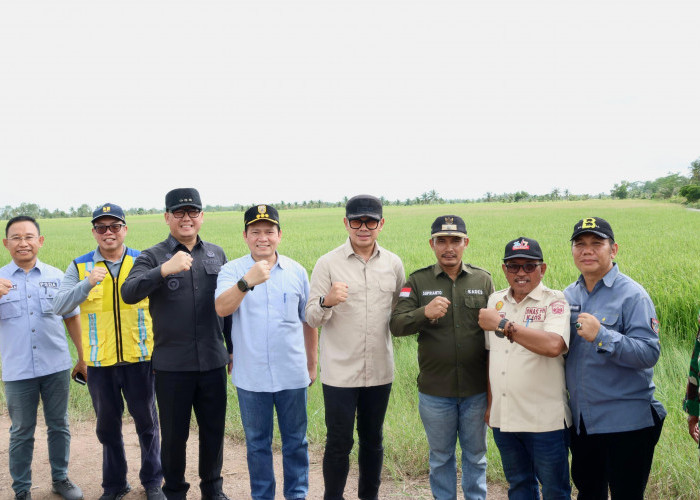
237;387;309;500
418;391;487;500
4;369;71;495
492;427;571;500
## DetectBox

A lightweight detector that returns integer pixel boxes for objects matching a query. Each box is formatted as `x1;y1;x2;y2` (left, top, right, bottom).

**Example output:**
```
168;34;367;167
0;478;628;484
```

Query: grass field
1;199;700;497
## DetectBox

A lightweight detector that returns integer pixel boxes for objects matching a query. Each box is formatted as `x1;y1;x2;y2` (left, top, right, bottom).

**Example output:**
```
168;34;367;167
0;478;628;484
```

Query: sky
1;0;699;212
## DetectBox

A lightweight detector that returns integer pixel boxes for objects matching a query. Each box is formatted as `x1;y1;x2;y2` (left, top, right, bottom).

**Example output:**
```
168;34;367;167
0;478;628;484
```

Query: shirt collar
504;281;546;304
7;258;44;275
93;246;126;264
575;262;619;289
342;237;381;260
167;233;201;252
431;261;470;278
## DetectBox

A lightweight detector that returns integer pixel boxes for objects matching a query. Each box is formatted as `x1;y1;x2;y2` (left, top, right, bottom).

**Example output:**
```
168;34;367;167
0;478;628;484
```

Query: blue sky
1;0;699;210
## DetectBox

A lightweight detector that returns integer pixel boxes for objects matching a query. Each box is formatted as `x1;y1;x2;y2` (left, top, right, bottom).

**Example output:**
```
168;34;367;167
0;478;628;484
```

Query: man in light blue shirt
215;204;318;500
565;217;666;500
0;215;86;500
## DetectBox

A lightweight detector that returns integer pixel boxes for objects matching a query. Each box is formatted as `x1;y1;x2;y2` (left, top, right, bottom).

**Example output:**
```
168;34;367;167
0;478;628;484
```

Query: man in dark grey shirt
122;188;231;500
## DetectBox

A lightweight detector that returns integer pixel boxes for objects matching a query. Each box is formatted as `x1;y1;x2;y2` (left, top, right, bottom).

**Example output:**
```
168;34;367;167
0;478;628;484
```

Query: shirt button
32;329;35;333
501;371;505;375
33;346;37;349
30;311;34;315
505;350;508;353
502;393;506;397
455;324;460;328
28;294;31;298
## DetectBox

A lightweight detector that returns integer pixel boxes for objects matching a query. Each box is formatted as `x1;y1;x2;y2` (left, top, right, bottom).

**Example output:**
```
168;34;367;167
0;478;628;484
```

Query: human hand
71;359;88;382
0;278;13;297
87;267;108;287
575;313;600;342
308;363;318;386
689;415;699;444
478;308;502;331
245;260;271;287
323;282;349;307
228;354;233;375
161;251;193;277
424;296;451;320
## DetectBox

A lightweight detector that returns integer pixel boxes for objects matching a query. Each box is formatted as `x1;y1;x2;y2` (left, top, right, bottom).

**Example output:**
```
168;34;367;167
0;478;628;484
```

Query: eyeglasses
504;262;541;274
7;235;38;243
170;209;202;219
93;223;125;234
348;218;380;230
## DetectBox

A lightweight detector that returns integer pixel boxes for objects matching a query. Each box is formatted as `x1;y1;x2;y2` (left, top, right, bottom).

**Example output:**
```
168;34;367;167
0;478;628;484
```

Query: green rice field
1;199;699;497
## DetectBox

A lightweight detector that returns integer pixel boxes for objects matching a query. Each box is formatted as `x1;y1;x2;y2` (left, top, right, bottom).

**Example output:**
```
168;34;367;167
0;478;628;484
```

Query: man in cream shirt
306;194;404;500
478;237;571;499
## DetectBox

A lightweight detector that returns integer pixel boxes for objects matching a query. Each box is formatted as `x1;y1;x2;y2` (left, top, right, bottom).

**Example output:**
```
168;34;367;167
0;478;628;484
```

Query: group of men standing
0;189;667;500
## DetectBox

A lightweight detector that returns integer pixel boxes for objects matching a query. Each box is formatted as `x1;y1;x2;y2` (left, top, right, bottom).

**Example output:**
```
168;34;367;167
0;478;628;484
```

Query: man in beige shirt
478;237;571;499
306;194;405;500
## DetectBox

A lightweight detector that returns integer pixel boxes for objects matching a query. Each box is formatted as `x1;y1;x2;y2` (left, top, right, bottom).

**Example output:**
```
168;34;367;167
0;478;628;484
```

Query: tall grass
1;200;699;495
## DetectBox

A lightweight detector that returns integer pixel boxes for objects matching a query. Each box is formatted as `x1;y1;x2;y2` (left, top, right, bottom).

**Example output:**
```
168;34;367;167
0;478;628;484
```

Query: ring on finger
575;322;582;330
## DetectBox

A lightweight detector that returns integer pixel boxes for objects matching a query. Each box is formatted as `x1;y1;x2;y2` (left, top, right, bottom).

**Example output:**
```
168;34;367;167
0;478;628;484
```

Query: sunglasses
93;223;125;234
348;218;380;230
170;209;202;219
504;262;541;274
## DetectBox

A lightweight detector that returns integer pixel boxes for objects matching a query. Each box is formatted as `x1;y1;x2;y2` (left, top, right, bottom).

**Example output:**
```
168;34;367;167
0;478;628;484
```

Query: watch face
237;279;248;292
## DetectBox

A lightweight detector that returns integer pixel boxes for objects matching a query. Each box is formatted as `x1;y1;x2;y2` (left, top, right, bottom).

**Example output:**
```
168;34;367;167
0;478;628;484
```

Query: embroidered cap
165;188;202;211
503;237;543;261
431;215;467;238
570;217;614;241
244;204;280;227
91;203;126;224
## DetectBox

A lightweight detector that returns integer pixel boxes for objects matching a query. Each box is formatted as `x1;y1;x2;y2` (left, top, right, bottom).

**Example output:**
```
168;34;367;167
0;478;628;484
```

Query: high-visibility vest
74;248;153;366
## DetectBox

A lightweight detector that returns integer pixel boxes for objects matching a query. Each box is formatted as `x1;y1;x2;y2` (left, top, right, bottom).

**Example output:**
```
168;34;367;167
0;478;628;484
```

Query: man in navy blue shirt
565;217;665;499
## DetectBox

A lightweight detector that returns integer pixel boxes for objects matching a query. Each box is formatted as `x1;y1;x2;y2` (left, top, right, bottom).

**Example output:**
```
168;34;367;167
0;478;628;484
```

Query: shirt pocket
0;292;22;319
597;312;621;332
282;291;300;323
165;273;186;300
464;294;488;309
40;286;56;314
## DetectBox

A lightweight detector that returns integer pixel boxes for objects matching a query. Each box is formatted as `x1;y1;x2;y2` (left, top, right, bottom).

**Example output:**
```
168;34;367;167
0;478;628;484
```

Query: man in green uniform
390;215;493;500
684;307;700;452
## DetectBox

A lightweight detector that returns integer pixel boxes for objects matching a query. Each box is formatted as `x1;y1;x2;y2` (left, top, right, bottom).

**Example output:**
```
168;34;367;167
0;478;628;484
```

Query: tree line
3;158;699;221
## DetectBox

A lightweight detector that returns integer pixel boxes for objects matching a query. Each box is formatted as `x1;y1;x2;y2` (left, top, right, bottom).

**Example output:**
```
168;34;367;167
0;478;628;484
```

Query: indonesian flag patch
651;318;660;335
399;287;411;298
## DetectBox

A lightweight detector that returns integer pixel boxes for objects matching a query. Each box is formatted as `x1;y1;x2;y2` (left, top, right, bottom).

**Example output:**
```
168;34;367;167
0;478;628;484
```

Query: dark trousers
570;409;664;500
87;362;162;494
322;383;392;500
155;367;228;500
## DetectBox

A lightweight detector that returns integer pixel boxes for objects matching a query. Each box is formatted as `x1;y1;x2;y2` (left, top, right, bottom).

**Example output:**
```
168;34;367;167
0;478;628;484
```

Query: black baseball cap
165;188;202;211
431;215;467;238
503;237;543;261
244;204;280;227
346;195;382;220
91;203;126;224
570;217;614;241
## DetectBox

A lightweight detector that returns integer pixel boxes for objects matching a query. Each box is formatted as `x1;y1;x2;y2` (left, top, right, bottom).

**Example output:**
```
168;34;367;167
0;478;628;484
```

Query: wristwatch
237;278;254;292
495;318;508;338
320;296;332;309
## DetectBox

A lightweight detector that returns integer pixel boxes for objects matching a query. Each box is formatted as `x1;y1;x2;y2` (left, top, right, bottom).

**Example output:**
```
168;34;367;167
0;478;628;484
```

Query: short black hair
6;215;40;237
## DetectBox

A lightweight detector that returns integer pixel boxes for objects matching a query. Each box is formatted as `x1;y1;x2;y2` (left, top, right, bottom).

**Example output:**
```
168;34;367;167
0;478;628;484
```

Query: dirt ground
0;412;508;499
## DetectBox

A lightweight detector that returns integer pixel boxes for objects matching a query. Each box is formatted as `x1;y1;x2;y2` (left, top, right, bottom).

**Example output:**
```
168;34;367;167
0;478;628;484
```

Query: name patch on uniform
570;304;581;312
524;307;546;322
550;300;566;315
399;287;411;298
466;289;484;295
39;281;58;288
422;290;442;296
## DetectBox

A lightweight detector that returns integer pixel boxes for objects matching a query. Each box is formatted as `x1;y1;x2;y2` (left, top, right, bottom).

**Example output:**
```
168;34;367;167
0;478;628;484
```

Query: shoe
202;493;230;500
145;486;166;500
52;478;84;500
15;492;31;500
98;483;131;500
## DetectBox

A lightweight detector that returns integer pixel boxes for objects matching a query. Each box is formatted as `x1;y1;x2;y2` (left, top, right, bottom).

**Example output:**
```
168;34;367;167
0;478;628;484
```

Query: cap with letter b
570;217;614;241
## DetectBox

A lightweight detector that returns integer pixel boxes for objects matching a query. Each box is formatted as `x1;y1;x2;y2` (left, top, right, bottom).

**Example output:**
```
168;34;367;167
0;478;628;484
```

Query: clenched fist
245;260;271;287
425;296;451;320
0;278;13;297
87;267;108;287
161;251;194;277
478;308;502;331
323;282;349;307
